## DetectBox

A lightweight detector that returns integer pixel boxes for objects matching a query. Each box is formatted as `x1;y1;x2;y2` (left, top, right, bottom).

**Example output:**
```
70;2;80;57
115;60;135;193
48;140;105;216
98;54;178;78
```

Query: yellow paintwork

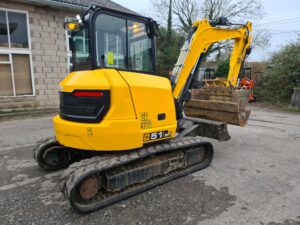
54;116;141;150
60;70;110;92
173;19;252;99
101;69;136;120
54;69;177;151
55;18;252;151
119;71;176;129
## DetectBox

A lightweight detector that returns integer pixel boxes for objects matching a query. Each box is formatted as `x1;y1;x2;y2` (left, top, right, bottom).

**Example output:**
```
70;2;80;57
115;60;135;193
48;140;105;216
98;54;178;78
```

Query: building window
0;9;33;97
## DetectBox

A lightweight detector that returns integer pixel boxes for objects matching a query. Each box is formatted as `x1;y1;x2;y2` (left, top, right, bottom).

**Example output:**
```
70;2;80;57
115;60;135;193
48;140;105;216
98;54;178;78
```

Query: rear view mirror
151;21;160;37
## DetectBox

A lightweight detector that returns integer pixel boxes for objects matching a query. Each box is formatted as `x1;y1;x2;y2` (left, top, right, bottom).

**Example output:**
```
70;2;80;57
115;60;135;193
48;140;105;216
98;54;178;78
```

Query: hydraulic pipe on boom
174;18;253;126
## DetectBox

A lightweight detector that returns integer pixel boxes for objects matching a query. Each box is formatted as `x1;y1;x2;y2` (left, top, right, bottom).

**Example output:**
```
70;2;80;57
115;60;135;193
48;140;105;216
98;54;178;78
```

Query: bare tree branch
152;0;269;68
151;0;269;49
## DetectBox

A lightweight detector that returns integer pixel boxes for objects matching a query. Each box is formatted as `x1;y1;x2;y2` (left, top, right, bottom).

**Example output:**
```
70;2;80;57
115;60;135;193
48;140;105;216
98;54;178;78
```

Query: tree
215;58;230;77
156;27;185;76
167;0;173;40
255;36;300;105
152;0;199;32
155;0;186;76
152;0;269;49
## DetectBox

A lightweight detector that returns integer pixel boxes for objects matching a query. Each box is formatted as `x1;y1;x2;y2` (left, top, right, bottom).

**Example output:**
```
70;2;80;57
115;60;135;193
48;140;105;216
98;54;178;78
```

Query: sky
113;0;300;62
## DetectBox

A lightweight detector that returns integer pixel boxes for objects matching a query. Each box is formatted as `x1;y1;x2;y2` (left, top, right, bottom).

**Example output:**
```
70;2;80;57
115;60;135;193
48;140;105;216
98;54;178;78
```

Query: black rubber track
33;137;72;171
60;136;214;213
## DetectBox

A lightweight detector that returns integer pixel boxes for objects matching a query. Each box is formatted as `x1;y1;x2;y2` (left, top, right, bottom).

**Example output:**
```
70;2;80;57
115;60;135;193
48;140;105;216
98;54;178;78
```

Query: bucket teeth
185;87;251;127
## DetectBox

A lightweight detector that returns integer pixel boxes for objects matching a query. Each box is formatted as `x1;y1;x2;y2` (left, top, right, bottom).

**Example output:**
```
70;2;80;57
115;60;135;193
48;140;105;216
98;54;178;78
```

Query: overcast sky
114;0;300;62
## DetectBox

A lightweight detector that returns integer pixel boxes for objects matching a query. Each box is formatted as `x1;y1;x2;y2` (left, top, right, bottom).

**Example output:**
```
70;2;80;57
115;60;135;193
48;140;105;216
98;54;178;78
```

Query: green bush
156;27;185;76
255;36;300;105
215;58;230;77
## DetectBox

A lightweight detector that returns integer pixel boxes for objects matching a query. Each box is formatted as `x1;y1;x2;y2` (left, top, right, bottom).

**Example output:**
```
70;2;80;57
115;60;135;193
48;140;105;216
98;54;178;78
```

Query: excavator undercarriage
33;117;226;213
60;136;213;213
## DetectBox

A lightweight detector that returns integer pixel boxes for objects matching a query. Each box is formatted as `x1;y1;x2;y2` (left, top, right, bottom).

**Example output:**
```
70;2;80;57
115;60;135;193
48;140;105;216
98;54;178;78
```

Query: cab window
94;13;154;73
95;14;126;69
128;21;153;72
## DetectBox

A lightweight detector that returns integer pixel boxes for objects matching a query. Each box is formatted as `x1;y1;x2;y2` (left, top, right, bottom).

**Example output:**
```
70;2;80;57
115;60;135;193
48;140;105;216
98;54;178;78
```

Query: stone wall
0;1;76;112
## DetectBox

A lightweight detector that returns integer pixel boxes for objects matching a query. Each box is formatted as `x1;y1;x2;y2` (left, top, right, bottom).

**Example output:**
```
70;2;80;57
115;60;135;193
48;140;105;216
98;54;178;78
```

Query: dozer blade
185;86;251;127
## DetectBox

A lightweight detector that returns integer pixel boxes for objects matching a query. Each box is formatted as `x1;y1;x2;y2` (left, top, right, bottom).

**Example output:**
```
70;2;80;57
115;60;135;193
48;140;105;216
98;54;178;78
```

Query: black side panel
59;90;110;123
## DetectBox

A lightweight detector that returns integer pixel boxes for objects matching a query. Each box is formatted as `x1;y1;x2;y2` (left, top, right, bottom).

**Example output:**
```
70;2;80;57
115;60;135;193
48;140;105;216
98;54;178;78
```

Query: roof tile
48;0;137;14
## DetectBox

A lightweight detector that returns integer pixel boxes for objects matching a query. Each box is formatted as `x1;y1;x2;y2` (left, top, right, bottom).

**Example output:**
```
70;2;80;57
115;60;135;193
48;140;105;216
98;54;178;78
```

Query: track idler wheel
33;138;72;171
77;175;101;200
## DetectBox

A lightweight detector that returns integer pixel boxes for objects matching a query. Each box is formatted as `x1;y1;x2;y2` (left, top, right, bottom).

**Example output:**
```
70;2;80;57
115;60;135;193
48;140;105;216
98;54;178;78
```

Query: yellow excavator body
54;69;177;151
33;5;253;213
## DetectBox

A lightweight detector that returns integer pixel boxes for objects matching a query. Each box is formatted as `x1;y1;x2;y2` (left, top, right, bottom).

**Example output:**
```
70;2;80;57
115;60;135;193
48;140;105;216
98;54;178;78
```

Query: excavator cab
66;6;252;127
66;6;158;73
58;6;180;152
193;68;216;88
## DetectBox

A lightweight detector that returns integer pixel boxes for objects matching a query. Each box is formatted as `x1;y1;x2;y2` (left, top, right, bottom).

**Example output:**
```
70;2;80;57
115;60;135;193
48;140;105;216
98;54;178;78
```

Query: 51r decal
143;131;170;142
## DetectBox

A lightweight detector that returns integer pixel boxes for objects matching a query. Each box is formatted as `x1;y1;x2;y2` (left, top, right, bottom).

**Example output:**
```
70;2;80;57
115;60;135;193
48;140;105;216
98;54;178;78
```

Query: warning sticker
140;112;152;129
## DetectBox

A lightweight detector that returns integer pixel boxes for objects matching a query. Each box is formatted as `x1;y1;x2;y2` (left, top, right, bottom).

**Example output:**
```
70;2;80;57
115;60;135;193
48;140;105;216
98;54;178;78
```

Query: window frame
65;28;73;73
91;9;157;74
0;7;35;98
69;24;92;72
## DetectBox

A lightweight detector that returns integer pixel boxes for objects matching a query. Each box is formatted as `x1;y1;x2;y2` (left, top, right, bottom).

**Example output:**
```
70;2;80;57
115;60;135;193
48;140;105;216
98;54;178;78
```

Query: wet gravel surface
0;106;299;225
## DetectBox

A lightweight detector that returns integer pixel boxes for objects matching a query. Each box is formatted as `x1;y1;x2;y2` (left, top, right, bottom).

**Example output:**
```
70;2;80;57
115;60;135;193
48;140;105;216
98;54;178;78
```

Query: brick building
0;0;134;113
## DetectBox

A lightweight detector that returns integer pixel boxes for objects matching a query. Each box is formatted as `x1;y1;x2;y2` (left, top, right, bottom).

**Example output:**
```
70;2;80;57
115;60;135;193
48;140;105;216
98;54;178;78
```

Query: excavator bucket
184;80;251;127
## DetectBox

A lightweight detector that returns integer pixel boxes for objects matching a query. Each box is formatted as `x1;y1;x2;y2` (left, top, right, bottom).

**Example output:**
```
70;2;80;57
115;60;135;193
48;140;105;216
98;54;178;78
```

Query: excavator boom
172;18;252;126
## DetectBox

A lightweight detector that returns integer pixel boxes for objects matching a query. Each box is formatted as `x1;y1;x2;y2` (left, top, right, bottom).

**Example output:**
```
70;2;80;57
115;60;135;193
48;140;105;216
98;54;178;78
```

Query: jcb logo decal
143;133;150;141
87;128;93;137
143;131;170;142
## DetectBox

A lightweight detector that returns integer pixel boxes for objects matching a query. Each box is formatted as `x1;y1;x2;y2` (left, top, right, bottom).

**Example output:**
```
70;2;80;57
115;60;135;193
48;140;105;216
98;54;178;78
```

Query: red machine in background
239;67;256;102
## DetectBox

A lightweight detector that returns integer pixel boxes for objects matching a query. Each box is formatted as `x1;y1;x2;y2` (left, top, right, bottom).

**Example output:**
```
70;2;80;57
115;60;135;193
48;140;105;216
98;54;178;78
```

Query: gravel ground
0;106;299;225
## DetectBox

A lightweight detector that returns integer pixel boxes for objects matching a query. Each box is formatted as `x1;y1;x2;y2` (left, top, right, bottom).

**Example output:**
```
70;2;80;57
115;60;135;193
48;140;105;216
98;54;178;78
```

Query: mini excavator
33;5;252;213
